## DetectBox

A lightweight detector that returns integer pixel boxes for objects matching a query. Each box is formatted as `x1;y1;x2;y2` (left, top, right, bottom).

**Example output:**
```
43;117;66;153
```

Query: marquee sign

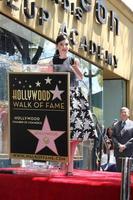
9;72;70;162
4;0;119;35
0;0;119;68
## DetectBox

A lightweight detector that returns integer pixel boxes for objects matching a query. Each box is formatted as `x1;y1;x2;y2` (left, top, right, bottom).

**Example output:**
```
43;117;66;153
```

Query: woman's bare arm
71;59;83;80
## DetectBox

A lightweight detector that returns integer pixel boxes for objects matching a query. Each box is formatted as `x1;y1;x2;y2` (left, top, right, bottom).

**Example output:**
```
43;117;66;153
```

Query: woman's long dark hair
54;34;68;57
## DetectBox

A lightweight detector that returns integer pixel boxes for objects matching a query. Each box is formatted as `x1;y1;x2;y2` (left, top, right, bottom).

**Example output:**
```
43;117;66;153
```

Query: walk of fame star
50;85;64;100
45;76;52;84
28;116;65;155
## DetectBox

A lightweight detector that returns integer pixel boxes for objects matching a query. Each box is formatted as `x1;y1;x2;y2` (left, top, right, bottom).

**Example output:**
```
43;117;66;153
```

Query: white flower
73;130;81;139
72;99;79;109
71;110;79;123
75;118;83;129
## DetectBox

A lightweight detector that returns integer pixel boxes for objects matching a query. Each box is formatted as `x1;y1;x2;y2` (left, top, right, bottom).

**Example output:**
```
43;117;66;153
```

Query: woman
50;34;97;175
103;127;113;153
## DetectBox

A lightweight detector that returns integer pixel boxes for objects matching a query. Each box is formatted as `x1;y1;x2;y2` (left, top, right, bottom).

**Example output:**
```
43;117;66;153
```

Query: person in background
112;107;133;172
102;127;116;171
50;34;97;175
103;127;113;155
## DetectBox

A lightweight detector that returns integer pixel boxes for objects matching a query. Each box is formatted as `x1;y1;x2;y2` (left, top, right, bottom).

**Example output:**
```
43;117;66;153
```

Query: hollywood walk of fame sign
9;72;70;162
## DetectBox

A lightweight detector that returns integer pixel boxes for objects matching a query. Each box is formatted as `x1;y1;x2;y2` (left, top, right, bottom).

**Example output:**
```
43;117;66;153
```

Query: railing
120;157;132;200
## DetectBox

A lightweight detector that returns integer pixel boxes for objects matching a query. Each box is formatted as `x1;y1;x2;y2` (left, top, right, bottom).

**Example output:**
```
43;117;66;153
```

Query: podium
8;71;70;169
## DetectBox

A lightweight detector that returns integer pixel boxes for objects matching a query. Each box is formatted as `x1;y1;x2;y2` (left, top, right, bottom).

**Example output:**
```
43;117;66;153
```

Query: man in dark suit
112;107;133;172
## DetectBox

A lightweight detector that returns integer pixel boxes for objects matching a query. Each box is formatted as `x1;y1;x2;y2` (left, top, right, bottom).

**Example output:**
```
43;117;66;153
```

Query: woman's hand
119;144;126;152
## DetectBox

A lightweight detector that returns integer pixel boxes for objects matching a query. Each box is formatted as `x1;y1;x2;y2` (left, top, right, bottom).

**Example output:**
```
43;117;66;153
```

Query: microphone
70;57;75;65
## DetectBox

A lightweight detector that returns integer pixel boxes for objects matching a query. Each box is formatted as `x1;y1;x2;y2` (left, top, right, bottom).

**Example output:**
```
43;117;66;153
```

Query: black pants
115;157;122;172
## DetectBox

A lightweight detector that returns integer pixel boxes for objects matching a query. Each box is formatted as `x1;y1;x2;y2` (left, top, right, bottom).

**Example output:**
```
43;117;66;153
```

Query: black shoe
65;172;73;176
